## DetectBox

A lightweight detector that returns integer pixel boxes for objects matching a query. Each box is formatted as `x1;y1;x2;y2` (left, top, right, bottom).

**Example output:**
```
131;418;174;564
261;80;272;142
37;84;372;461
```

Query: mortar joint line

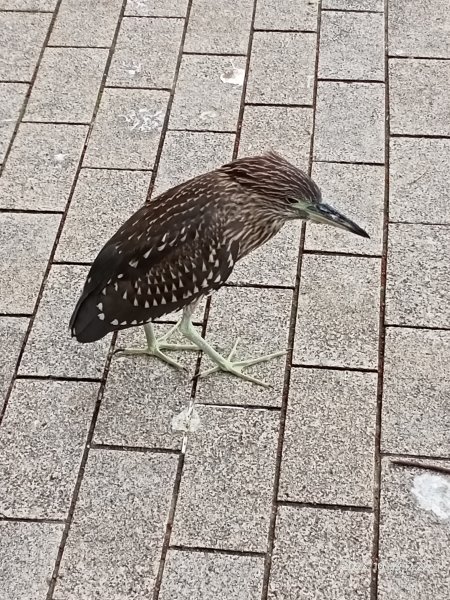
370;2;390;598
260;3;323;599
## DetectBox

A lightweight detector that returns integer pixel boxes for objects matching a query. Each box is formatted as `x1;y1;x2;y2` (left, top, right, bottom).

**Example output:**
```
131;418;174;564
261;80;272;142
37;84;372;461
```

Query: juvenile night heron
70;152;368;386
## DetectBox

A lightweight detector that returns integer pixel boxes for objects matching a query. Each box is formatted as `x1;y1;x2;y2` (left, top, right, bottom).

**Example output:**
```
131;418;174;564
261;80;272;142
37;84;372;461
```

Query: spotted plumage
70;152;368;344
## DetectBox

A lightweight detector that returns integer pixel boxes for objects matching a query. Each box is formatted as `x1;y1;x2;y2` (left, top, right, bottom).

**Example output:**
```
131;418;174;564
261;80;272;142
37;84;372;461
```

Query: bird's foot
197;338;287;388
115;322;198;370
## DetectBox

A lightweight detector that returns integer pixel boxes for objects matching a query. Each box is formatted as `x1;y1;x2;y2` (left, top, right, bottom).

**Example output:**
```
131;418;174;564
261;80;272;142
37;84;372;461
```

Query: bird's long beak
306;202;370;238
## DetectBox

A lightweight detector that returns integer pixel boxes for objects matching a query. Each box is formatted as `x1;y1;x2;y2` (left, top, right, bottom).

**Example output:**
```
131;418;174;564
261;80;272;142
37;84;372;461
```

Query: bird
70;151;369;387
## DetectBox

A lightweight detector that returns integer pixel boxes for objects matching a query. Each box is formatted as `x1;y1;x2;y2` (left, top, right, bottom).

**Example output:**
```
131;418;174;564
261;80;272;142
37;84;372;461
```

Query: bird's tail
69;291;114;343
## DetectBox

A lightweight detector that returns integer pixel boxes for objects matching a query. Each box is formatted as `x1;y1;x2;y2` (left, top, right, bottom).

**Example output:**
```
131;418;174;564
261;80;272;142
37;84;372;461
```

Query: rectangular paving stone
94;325;197;450
378;459;450;600
319;11;384;81
0;521;63;600
314;81;385;163
229;222;301;287
125;0;188;16
0;317;28;406
24;48;108;123
152;130;234;196
247;32;316;105
50;0;123;47
238;106;313;169
0;379;97;519
390;138;450;224
305;162;384;255
382;328;450;457
0;123;87;211
19;265;110;378
279;367;377;506
54;450;177;600
184;0;253;54
268;506;373;600
0;12;51;81
172;405;279;551
0;83;27;163
83;88;169;169
196;287;292;407
108;17;183;89
255;0;318;31
56;169;151;263
0;213;60;314
159;550;265;600
389;0;450;58
389;59;450;136
169;55;245;131
322;0;383;9
386;224;450;327
294;255;380;369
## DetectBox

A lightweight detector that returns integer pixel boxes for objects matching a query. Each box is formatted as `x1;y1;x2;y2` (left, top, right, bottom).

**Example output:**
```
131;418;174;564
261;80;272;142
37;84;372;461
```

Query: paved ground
0;0;449;598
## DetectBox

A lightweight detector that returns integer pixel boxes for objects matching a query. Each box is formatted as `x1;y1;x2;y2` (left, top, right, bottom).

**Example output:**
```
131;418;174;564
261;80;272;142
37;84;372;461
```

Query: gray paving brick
196;286;292;407
125;0;188;16
169;55;245;131
94;325;197;450
389;0;450;58
0;0;56;8
314;82;385;163
108;17;183;89
185;0;253;54
50;0;123;47
386;224;450;327
0;83;27;163
389;59;450;136
319;11;384;81
390;138;450;224
382;328;450;456
0;379;97;519
19;264;110;378
152;130;234;196
0;123;87;211
0;317;28;405
246;32;316;105
229;221;301;287
172;406;279;551
294;255;380;369
255;0;318;31
56;169;151;263
238;106;313;169
83;88;169;169
0;521;63;600
269;506;373;600
0;12;50;82
322;0;383;9
54;450;177;600
378;459;450;600
305;162;384;255
24;48;108;123
279;368;377;506
0;213;60;314
159;550;265;600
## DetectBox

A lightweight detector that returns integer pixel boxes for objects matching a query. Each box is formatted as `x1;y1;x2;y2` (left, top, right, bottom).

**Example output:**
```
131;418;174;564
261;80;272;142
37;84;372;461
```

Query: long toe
115;345;187;370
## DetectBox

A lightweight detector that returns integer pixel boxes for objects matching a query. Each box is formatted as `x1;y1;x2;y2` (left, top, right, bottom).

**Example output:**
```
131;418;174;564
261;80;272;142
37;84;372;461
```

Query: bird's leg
115;322;197;370
179;313;286;388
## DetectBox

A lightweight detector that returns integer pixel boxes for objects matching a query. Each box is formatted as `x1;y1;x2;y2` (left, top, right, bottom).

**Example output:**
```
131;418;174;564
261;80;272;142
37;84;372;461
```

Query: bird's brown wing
70;178;240;342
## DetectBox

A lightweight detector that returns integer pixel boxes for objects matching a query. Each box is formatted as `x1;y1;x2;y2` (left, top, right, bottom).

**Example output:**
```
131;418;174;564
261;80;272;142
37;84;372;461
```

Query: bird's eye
287;197;299;204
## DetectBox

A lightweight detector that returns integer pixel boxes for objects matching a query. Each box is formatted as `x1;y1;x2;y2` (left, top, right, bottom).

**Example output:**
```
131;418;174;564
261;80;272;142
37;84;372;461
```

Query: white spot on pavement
122;61;142;76
118;108;165;132
220;60;245;86
412;473;450;520
172;405;201;433
200;110;218;121
54;153;68;163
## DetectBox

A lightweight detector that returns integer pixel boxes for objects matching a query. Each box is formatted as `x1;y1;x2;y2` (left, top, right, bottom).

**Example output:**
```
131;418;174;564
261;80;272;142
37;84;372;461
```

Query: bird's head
220;151;369;238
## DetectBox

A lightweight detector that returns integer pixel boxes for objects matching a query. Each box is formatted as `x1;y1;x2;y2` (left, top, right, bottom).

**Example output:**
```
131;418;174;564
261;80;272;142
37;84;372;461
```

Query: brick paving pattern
0;1;449;599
